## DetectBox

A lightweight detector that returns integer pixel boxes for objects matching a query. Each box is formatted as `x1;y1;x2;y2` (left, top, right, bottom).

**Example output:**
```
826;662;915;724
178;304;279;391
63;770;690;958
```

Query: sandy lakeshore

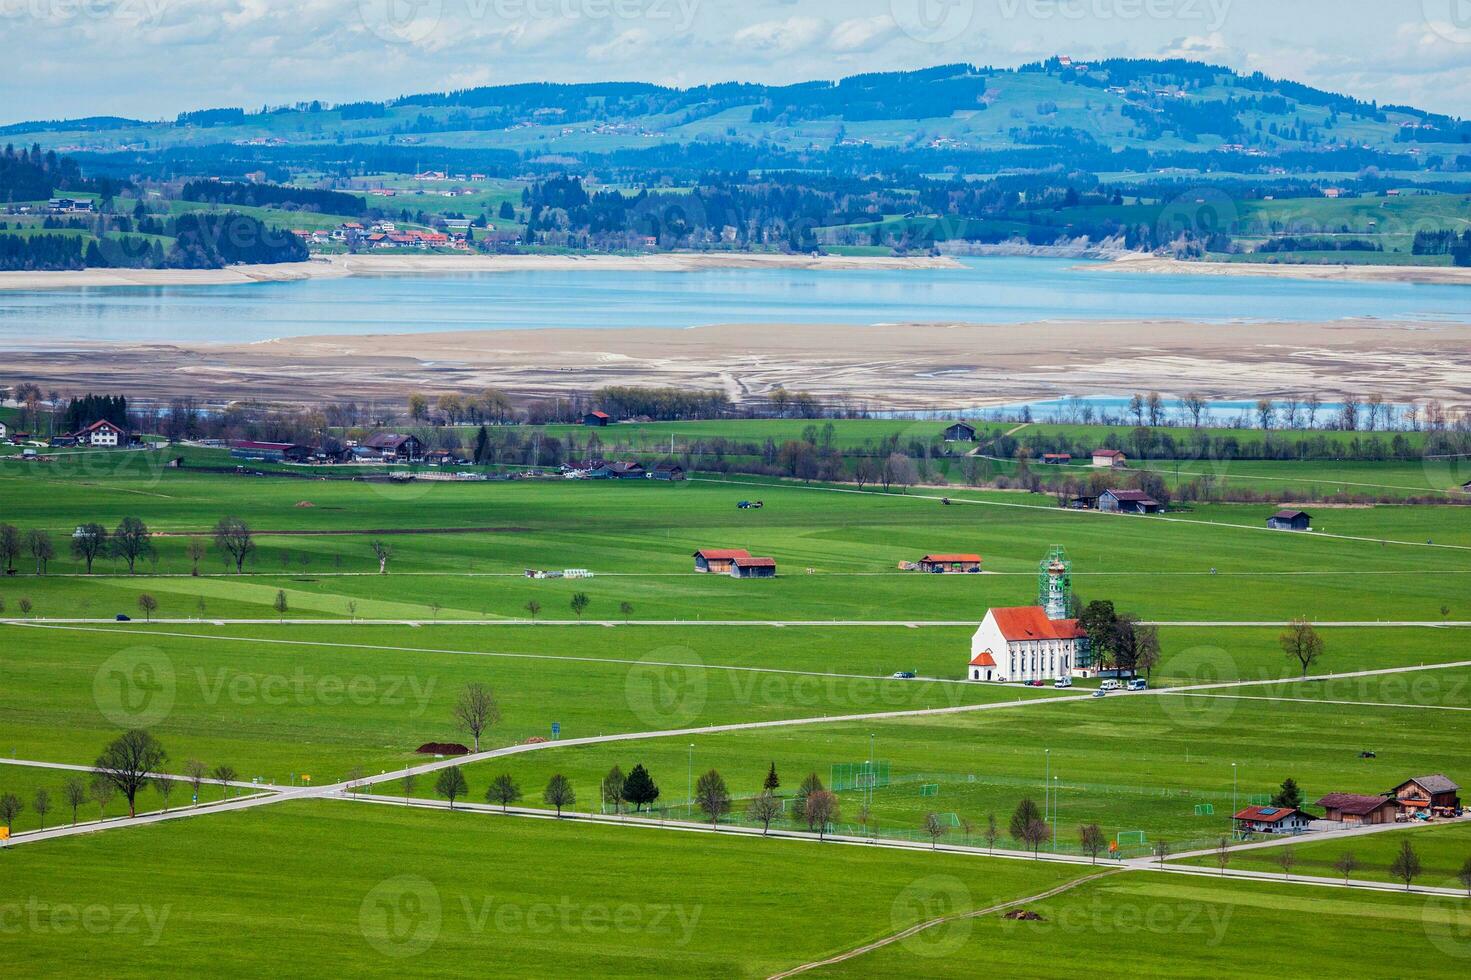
1098;253;1471;286
8;318;1470;412
0;251;961;291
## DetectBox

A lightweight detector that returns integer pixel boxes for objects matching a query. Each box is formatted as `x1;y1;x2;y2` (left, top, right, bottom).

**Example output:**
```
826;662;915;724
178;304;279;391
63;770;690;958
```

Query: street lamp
688;744;694;819
1053;775;1059;852
1232;762;1238;835
1044;749;1051;833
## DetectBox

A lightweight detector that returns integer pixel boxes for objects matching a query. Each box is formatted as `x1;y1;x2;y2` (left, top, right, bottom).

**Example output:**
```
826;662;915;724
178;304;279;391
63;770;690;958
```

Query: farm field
813;872;1471;977
1176;821;1471;887
431;692;1471;850
0;799;1087;977
0;762;238;835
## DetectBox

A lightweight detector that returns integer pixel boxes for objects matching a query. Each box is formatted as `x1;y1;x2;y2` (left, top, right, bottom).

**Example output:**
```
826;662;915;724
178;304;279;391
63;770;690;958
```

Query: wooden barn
693;548;749;573
1268;509;1312;532
1091;449;1126;468
917;554;982;573
583;411;611;427
943;421;977;442
1041;454;1072;465
1098;489;1162;514
730;556;777;579
1314;793;1398;826
1390;775;1461;817
649;462;686;481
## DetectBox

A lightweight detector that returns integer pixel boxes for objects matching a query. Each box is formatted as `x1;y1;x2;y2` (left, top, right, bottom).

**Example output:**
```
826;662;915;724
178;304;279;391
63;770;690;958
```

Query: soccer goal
1194;803;1215;817
1116;830;1147;846
919;783;940;797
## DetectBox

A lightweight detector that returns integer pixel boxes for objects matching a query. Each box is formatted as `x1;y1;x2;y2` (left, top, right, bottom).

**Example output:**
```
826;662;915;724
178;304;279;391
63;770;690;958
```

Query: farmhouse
968;606;1087;683
1390;775;1461;817
649;461;686;481
71;419;126;447
943;421;977;442
1041;454;1072;465
604;461;646;479
1314;793;1398;826
1232;805;1312;835
1098;489;1163;514
362;432;424;462
917;554;982;573
1091;449;1126;467
1268;509;1312;532
693;548;749;573
584;411;611;427
730;556;777;579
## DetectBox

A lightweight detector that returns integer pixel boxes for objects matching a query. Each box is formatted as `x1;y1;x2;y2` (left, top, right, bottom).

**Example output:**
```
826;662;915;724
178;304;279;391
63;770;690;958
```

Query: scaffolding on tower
1038;546;1071;621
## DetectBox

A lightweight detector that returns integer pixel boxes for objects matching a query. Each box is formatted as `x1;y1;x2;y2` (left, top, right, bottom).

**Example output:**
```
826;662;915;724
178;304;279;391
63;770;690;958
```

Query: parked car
115;614;131;621
1091;689;1107;698
892;671;916;679
1028;680;1047;687
1126;679;1149;692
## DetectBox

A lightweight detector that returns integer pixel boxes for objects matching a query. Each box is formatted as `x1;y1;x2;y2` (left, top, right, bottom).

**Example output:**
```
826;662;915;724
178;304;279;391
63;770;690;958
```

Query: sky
3;0;1471;124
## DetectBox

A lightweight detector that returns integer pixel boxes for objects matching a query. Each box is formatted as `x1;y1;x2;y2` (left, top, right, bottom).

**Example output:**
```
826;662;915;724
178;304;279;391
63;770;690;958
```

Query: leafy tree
793;771;824;822
94;729;167;817
436;766;468;809
544;773;575;817
763;762;780;794
1280;618;1325;678
0;523;21;573
1077;600;1118;666
17;597;32;617
1133;624;1161;679
619;601;633;623
601;766;626;813
0;792;22;832
110;516;153;574
211;764;237;799
623;764;660;812
746;791;781;835
70;522;108;573
212;517;254;573
524;600;541;620
924;812;948;849
452;683;500;752
137;593;158;621
62;775;87;825
570;592;590;618
1389;839;1422;891
1271;777;1304;810
487;774;522;812
1457;855;1471;897
1079;823;1106;864
1334;851;1358;886
273;590;288;620
695;769;730;829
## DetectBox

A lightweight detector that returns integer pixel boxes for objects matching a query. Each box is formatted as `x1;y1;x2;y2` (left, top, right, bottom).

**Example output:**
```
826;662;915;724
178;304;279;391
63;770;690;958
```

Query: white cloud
587;28;654;61
731;16;826;55
827;15;898;53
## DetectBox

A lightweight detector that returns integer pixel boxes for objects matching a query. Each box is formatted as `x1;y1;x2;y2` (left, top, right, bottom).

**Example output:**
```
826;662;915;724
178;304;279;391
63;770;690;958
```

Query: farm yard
1;442;1468;972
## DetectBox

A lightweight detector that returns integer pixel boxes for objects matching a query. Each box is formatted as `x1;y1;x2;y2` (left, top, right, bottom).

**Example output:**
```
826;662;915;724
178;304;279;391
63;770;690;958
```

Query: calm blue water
3;256;1467;345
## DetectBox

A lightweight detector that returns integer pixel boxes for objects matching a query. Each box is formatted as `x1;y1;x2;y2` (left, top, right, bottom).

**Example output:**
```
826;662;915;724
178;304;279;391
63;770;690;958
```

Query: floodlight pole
688;743;694;819
1044;748;1051;838
1053;776;1059;852
1232;762;1238;833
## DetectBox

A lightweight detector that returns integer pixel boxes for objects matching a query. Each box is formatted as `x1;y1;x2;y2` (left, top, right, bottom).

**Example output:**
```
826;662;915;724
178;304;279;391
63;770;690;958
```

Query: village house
649;461;686;481
1232;805;1312;836
1314;793;1398;826
584;411;611;427
1091;449;1126;468
1390;775;1461;817
1268;509;1312;532
968;606;1087;683
72;419;126;448
943;421;977;442
603;461;646;479
1098;489;1163;514
917;554;983;574
362;432;424;462
693;548;749;574
730;556;777;579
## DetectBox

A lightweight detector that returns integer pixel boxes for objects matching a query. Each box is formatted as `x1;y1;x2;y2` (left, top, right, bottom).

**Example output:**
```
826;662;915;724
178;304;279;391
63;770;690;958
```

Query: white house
968;606;1088;683
0;421;7;440
1091;449;1126;468
73;419;125;447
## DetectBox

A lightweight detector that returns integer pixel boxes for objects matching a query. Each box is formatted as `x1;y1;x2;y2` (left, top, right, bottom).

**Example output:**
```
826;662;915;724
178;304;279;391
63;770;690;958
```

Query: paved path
0;757;284;792
8;618;1471;628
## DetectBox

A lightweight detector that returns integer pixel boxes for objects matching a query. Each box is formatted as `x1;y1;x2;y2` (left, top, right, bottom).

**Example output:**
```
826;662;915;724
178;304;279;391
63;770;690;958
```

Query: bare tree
186;537;207;576
619;601;633;623
695;769;731;829
1280;618;1325;678
137;593;158;622
1389;839;1422;891
1334;851;1358;886
273;590;288;621
371;539;392;574
1456;855;1471;897
70;523;108;574
213;516;257;574
1276;847;1297;879
26;529;54;575
983;813;1000;854
1079;823;1106;864
544;773;576;817
1215;836;1232;875
452;683;500;752
154;776;175;813
1152;839;1171;866
32;787;52;829
924;812;948;850
0;523;21;573
62;775;87;825
184;759;207;805
110;517;153;574
487;774;522;811
805;790;839;840
1183;393;1207;428
94;729;168;817
401;771;418;802
0;792;22;832
524;600;541;621
746;791;781;835
212;764;237;800
90;778;116;821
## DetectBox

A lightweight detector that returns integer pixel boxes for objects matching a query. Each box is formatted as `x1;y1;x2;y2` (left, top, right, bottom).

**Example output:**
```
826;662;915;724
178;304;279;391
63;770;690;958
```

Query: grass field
0;763;236;834
1177;822;1471;888
814;871;1471;977
0;800;1087;977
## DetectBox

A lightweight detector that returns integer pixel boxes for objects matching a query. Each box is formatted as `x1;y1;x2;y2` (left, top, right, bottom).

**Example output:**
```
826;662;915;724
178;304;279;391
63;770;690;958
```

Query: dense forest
181;180;365;215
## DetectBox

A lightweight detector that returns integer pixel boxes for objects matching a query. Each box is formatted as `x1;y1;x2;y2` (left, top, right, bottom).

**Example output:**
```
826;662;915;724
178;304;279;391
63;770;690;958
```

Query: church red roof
988;607;1086;641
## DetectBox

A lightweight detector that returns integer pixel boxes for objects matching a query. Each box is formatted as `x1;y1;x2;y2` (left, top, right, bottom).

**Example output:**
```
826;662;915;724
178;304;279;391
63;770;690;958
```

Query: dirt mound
294;500;315;508
415;742;470;756
1002;910;1045;921
523;736;549;745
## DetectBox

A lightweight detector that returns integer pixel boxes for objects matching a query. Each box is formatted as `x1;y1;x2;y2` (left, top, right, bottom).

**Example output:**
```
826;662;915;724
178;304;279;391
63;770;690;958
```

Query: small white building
968;606;1087;683
73;419;125;447
0;421;7;440
1091;449;1126;468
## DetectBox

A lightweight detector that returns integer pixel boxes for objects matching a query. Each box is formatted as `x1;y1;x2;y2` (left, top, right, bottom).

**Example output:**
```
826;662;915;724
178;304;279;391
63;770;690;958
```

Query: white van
1127;678;1149;692
1053;677;1073;689
1099;679;1121;692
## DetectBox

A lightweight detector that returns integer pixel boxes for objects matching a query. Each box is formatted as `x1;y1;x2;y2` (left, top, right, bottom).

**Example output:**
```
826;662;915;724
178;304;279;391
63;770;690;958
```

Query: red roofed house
730;556;777;579
72;419;126;448
1314;793;1398;826
968;606;1087;683
1232;805;1312;836
693;548;750;574
918;554;983;574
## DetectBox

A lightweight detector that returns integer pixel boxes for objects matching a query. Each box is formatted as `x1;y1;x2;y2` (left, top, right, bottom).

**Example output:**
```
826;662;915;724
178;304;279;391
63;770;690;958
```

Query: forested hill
10;59;1469;178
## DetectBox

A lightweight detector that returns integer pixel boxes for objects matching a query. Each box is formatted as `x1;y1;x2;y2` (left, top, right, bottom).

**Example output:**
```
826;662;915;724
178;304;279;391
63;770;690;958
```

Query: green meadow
1177;822;1471;887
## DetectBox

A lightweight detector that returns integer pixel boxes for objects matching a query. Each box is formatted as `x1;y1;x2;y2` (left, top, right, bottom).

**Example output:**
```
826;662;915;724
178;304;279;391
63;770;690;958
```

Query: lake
3;256;1469;346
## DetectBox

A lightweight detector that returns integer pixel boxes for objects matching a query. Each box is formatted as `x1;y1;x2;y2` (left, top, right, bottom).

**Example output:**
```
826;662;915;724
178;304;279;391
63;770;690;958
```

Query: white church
968;548;1091;684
